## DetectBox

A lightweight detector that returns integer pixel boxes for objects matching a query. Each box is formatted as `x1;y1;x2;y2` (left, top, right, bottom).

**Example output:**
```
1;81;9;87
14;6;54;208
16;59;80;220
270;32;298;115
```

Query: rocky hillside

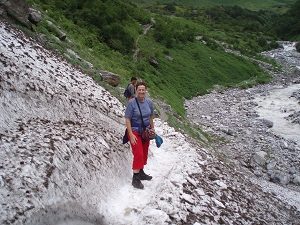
0;21;131;224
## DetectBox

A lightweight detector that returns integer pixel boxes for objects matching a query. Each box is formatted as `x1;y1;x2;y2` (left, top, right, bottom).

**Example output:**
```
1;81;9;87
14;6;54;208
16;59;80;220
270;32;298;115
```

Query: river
255;84;300;145
256;42;300;145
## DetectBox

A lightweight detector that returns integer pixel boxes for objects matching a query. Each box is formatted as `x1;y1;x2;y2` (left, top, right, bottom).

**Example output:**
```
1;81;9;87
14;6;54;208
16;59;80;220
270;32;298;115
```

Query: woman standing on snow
125;81;155;189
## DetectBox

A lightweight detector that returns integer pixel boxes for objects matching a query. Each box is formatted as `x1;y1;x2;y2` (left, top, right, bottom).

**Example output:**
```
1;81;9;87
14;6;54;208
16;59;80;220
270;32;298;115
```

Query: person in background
125;81;155;189
127;77;137;100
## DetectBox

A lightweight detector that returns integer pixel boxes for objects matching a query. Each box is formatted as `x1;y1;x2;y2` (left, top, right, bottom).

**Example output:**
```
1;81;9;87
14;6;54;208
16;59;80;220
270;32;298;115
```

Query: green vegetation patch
27;0;274;118
137;35;269;115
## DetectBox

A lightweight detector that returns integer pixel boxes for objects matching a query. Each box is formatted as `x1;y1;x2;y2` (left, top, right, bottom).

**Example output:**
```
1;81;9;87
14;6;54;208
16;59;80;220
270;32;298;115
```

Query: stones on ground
185;71;300;188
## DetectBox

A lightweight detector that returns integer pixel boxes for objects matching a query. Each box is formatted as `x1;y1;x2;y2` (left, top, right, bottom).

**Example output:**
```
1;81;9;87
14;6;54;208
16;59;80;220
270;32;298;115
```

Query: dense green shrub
204;5;276;33
153;17;196;47
29;0;150;53
164;3;176;13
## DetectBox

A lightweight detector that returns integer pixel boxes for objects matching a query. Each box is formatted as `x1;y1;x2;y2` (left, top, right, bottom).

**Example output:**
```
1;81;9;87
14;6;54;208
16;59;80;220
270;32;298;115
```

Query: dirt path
133;21;153;62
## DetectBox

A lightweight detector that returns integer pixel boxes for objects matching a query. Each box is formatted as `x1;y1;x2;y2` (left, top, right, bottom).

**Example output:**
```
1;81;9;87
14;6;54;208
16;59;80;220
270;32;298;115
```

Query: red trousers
129;131;150;170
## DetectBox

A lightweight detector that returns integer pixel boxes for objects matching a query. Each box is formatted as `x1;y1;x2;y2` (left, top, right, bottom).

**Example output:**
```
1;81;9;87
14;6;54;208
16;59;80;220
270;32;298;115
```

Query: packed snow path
103;120;200;225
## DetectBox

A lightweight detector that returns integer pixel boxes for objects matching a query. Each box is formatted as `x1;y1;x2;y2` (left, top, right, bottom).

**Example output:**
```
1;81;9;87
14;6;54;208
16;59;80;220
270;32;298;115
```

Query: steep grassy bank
137;39;269;115
26;0;273;117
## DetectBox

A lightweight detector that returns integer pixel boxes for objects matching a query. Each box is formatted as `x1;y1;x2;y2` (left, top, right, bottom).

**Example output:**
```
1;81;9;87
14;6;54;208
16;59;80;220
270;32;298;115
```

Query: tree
275;0;300;39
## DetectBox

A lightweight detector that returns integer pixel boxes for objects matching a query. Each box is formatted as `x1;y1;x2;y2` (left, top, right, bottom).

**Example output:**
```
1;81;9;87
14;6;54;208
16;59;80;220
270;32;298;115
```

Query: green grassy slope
138;36;269;115
132;0;296;12
27;0;274;117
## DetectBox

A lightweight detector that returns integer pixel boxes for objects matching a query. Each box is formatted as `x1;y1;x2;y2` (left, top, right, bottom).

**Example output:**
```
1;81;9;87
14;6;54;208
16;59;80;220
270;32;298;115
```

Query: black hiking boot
132;173;144;189
139;169;152;181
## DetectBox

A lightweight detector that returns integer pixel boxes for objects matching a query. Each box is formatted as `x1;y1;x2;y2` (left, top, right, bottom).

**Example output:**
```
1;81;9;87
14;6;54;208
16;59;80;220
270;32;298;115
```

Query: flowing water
255;84;300;145
57;220;96;225
256;42;300;145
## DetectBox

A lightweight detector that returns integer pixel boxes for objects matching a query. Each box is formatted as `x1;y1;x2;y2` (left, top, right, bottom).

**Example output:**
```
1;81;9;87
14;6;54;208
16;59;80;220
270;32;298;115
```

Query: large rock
292;175;300;185
269;170;290;185
259;118;274;128
99;70;120;87
46;20;66;41
28;8;42;24
65;49;93;69
0;0;31;28
149;57;159;68
253;151;268;166
0;5;5;16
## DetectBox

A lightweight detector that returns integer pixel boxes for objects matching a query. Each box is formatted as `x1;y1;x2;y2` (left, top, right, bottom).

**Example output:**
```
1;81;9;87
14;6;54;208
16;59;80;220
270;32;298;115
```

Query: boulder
165;55;173;61
149;57;159;68
66;49;93;69
269;170;290;185
0;0;31;28
292;175;300;185
259;118;273;128
28;8;42;24
222;128;234;136
46;20;66;41
99;70;120;87
195;36;203;41
253;151;268;166
0;6;6;16
266;161;276;170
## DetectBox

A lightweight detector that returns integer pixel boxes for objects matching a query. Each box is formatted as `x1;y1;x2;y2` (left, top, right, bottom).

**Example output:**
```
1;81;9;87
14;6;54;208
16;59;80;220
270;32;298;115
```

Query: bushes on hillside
164;3;176;13
153;17;196;48
31;0;151;54
205;5;275;33
275;0;300;40
102;23;135;54
199;5;280;53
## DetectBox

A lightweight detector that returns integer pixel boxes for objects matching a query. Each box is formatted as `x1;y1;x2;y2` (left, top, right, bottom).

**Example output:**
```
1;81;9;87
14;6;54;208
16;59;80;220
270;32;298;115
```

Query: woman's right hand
129;133;137;145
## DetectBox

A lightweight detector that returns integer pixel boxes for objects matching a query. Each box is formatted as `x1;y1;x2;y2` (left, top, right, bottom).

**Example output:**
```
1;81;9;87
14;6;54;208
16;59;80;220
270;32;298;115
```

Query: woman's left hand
129;133;137;145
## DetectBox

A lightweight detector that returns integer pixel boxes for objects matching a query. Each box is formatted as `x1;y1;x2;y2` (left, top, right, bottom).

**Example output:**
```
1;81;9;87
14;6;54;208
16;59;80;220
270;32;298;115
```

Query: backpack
123;84;131;98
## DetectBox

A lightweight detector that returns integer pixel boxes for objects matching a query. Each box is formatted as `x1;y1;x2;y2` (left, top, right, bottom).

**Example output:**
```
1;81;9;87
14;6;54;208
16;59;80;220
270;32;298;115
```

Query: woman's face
136;85;146;99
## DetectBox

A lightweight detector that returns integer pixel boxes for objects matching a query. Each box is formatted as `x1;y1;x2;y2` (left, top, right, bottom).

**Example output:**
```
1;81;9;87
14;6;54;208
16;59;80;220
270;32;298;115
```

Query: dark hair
136;81;147;89
131;77;137;81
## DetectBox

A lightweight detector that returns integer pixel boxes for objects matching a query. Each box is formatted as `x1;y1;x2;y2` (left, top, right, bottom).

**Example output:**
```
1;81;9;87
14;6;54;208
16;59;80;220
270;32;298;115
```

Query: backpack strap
135;97;146;129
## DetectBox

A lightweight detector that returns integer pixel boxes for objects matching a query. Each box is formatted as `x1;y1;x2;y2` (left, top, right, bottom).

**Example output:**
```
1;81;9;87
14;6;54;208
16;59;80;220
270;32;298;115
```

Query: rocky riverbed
186;42;300;211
